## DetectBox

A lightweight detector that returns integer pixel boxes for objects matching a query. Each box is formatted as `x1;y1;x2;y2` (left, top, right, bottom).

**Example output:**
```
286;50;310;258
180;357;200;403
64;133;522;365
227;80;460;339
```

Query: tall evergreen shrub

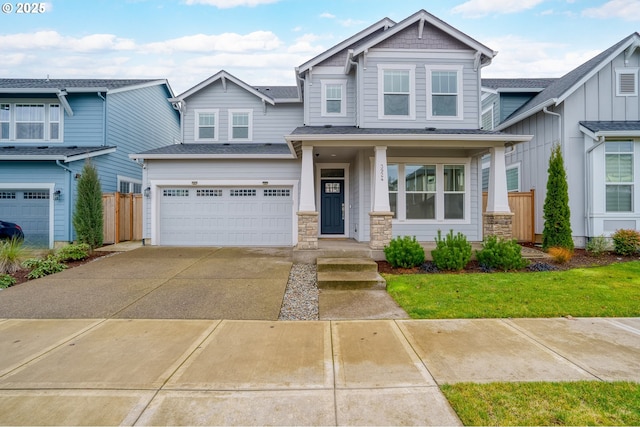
542;144;573;251
72;160;103;250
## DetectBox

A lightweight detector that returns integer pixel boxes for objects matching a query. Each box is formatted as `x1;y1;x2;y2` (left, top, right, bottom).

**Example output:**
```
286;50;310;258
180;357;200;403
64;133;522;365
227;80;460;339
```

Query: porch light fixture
53;190;62;201
144;187;151;198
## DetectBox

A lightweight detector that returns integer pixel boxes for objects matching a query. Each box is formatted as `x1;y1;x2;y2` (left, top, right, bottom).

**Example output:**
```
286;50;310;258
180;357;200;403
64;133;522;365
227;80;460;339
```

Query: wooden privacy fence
102;192;143;244
482;190;535;242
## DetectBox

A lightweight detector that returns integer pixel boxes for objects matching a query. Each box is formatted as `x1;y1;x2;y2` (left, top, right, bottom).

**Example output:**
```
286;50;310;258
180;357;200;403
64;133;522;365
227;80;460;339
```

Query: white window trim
117;175;142;194
426;65;464;121
615;68;638;97
320;79;347;117
377;64;416;120
506;163;521;192
228;109;253;141
604;141;635;213
387;157;471;224
0;102;63;142
481;104;494;130
194;109;218;142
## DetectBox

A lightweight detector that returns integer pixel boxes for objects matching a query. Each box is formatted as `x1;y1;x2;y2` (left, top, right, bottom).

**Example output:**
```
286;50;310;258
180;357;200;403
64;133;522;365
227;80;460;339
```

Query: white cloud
184;0;280;8
319;12;335;19
582;0;640;21
143;31;282;54
339;18;366;27
452;0;546;18
0;31;135;53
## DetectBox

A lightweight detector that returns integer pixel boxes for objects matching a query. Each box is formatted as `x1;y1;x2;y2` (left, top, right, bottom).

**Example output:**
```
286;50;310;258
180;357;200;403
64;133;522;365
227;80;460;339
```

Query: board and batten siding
182;81;303;144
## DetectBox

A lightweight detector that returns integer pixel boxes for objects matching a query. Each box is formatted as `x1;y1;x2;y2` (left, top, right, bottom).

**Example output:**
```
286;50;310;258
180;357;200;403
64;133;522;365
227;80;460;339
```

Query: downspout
584;135;606;239
543;107;562;146
56;160;73;244
171;101;185;144
97;92;106;146
347;50;359;128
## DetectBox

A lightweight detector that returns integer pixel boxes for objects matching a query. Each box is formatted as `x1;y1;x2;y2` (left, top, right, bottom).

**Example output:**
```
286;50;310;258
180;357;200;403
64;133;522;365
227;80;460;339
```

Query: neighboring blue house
132;10;532;249
488;33;640;247
0;79;180;247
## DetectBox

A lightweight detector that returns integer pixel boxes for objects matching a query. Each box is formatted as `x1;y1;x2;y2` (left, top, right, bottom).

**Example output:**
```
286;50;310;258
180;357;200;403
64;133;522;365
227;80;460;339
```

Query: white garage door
159;187;293;246
0;189;50;246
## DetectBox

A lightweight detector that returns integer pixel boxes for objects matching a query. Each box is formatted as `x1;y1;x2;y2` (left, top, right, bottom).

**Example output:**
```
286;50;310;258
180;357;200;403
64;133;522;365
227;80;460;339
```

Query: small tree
542;144;573;251
73;160;103;251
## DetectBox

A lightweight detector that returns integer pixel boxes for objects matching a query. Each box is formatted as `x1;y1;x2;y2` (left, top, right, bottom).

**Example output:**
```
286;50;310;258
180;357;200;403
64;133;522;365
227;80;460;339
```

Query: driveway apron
0;247;292;320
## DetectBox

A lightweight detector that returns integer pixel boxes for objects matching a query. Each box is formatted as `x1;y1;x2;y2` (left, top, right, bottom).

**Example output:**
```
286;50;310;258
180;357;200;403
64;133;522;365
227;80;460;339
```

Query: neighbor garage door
159;186;293;246
0;189;50;246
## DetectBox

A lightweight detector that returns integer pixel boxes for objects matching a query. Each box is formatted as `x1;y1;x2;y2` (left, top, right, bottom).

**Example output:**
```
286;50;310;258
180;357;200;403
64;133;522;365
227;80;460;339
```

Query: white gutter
285;133;533;143
129;153;295;160
542;107;562;145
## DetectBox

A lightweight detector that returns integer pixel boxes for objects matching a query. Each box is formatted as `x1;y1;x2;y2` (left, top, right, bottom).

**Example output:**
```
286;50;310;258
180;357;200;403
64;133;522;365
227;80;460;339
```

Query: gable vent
617;70;638;96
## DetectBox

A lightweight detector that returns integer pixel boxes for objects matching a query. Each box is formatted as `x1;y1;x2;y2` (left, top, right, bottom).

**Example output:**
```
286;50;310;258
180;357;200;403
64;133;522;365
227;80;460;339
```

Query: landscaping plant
22;255;67;280
475;235;529;271
73;160;103;251
542;144;574;251
0;274;16;289
611;228;640;256
0;237;27;274
585;234;609;257
547;246;573;264
384;236;426;268
431;229;471;271
56;243;91;262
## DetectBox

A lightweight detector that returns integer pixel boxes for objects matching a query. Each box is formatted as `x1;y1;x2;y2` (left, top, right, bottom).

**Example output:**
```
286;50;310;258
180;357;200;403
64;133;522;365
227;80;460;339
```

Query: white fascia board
496;88;546;93
0;155;66;161
580;125;640;140
481;87;499;95
63;87;110;93
108;80;169;94
172;71;275;105
285;133;532;143
0;88;62;94
129;153;295;160
65;147;117;162
495;98;557;131
579;124;600;141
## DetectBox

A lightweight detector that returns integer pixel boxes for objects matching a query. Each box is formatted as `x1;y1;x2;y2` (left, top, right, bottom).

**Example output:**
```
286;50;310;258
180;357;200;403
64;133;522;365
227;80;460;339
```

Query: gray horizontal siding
304;72;357;127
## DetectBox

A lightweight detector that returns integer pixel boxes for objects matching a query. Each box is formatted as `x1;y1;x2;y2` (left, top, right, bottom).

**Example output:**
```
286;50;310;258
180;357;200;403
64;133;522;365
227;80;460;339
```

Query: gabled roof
296;17;396;74
580;121;640;139
350;9;496;62
482;78;557;92
254;86;300;102
0;145;116;162
170;70;279;105
0;78;172;94
497;32;640;130
130;143;294;160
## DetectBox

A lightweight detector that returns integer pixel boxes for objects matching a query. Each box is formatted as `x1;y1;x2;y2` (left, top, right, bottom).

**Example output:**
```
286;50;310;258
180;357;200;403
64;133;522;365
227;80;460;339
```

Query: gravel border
278;263;318;321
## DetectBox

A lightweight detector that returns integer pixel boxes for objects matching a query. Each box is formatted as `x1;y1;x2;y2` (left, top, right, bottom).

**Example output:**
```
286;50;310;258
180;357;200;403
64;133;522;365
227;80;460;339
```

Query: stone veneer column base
483;212;515;240
297;211;319;250
369;211;394;250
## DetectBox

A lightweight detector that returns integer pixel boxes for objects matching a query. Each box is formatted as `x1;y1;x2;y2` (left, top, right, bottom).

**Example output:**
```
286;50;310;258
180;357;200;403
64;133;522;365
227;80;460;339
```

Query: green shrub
586;235;609;257
542;144;574;251
22;255;67;280
431;230;471;271
476;235;529;271
384;236;426;268
73;160;103;250
0;274;16;289
0;237;27;274
611;229;640;256
56;243;90;262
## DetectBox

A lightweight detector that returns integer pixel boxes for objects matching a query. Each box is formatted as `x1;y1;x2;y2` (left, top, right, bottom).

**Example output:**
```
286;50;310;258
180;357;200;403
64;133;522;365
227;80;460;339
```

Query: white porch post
486;146;511;213
299;146;316;211
372;146;390;212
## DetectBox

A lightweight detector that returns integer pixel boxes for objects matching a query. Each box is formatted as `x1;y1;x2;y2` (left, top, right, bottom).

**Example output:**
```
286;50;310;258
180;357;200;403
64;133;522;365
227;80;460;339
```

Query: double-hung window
605;141;634;212
0;104;9;140
195;109;218;141
229;110;252;140
426;65;463;120
15;104;45;140
0;103;62;141
378;64;415;120
321;80;346;117
387;161;469;222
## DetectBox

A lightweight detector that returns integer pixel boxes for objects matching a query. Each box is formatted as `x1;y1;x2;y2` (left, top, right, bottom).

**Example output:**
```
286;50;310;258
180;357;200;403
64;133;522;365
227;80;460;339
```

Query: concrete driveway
0;247;293;320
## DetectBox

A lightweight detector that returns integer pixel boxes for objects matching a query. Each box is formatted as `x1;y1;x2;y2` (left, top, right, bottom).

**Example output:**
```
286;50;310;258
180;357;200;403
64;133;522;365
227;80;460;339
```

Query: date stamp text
2;3;47;14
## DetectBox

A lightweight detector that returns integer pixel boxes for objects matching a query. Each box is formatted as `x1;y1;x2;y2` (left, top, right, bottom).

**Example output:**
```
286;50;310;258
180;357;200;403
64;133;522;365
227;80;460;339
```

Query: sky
0;0;639;95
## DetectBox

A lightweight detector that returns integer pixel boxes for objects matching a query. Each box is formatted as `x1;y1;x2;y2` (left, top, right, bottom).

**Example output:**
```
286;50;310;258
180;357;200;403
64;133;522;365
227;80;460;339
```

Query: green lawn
385;261;640;319
441;381;640;426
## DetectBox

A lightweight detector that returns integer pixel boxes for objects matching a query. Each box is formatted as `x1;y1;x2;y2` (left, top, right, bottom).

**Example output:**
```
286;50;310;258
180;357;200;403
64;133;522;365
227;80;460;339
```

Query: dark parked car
0;220;24;241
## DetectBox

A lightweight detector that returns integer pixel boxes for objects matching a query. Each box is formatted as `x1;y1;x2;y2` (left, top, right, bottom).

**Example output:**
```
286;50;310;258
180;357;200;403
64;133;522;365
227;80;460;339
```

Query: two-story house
493;33;640;247
132;10;532;249
0;79;180;247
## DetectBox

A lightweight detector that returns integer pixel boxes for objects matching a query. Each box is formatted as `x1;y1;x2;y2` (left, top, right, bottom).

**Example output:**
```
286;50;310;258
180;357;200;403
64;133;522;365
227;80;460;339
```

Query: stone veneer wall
369;212;393;250
297;211;318;250
483;212;514;240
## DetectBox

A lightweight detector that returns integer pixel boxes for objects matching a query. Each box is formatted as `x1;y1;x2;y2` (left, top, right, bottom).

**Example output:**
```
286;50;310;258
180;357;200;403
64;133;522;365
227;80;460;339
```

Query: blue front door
320;179;344;234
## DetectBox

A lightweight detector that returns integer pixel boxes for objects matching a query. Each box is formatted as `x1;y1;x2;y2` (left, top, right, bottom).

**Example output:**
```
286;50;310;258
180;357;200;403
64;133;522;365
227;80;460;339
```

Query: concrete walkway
0;317;639;425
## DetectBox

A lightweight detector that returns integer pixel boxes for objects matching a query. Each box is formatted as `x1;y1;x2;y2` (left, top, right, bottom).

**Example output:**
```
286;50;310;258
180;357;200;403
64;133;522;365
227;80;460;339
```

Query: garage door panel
0;190;49;246
159;187;293;246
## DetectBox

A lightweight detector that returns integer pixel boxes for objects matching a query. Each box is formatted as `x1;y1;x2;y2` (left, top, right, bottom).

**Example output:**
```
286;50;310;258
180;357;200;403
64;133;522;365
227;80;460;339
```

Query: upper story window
0;102;62;142
426;65;464;120
229;110;253;140
321;80;346;117
118;176;142;194
605;141;634;212
616;68;638;97
378;64;415;120
195;109;218;141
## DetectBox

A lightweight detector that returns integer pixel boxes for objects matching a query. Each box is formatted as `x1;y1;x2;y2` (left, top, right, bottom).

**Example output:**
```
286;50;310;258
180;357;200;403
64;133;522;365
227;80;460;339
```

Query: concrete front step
317;271;386;290
317;257;378;273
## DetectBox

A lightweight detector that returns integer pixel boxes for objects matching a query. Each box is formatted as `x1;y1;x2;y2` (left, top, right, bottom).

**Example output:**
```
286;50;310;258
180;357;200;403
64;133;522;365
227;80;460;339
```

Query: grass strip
385;261;640;319
441;381;640;426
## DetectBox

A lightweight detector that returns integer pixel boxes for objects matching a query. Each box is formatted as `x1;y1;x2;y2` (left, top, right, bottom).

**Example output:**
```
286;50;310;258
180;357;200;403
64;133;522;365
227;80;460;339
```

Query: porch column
484;145;514;239
370;146;393;249
297;145;318;250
